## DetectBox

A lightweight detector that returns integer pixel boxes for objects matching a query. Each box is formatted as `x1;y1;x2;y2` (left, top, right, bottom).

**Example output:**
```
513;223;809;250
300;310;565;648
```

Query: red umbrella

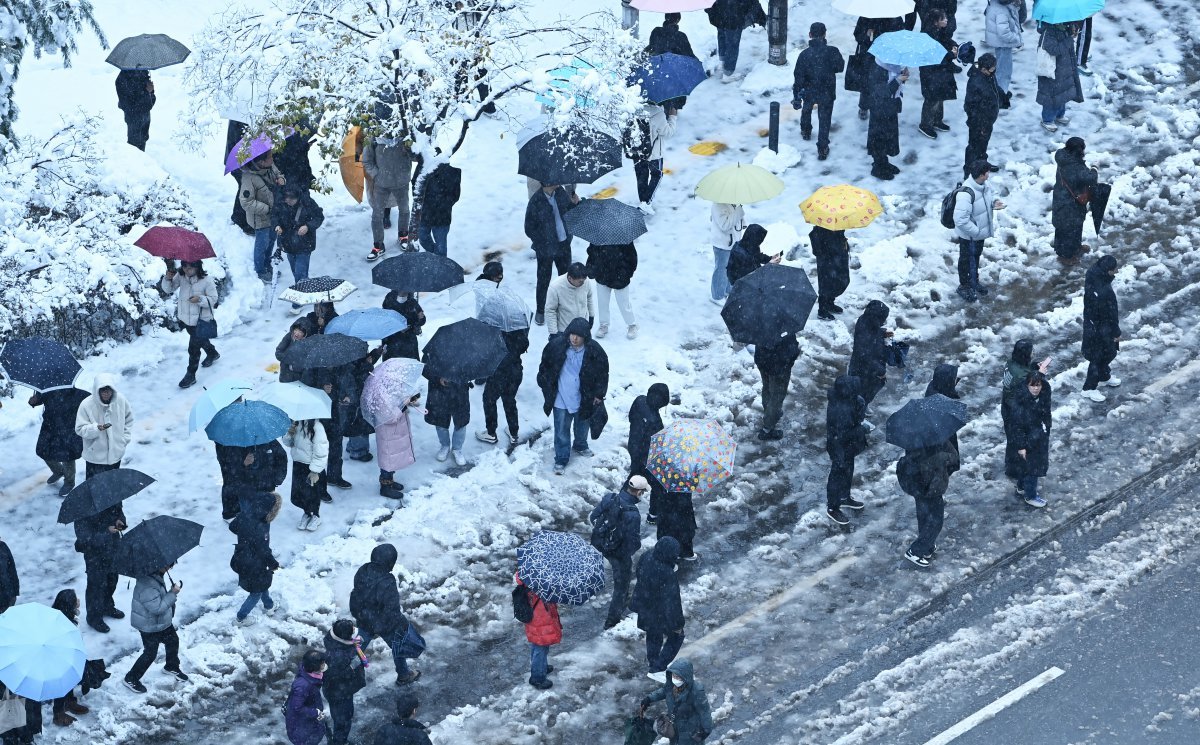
133;226;216;261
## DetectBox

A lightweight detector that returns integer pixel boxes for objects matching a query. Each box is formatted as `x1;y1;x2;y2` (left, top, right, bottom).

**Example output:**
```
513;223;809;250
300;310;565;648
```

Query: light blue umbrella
535;57;600;109
0;604;86;701
257;381;332;421
869;30;949;68
188;378;254;434
205;399;292;446
516;531;605;606
1032;0;1104;23
325;308;408;340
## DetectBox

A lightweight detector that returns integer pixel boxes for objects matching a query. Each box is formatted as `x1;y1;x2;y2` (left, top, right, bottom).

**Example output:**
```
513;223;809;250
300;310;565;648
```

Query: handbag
624;713;657;745
845;52;868;93
1059;173;1091;205
0;688;27;734
194;297;218;341
589;399;608;440
1035;38;1055;78
394;619;427;659
654;712;676;740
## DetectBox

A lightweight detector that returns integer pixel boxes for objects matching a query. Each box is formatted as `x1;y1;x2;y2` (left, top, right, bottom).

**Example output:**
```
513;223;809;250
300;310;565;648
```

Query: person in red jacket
516;573;561;690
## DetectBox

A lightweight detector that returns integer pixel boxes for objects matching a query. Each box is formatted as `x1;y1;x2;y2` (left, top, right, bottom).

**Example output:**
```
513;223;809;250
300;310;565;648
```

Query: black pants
230;173;250;230
483;372;520;437
1077;17;1092;66
185;324;217;374
220;484;241;521
964;121;993;176
327;694;355;745
84;568;118;624
801;99;834;150
1001;398;1022;480
322;419;344;481
1083;352;1116;390
920;98;944;129
1054;219;1086;259
634;158;663;204
126;625;181;683
534;243;572;314
760;371;790;432
291;461;327;516
957;239;984;288
124;110;151;150
909;495;944;557
657;493;696;557
604;553;633;624
855;373;886;406
826;455;855;510
85;461;120;479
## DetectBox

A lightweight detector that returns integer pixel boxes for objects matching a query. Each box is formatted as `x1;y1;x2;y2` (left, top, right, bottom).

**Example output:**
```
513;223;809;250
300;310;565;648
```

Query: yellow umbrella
694;163;784;205
799;184;883;230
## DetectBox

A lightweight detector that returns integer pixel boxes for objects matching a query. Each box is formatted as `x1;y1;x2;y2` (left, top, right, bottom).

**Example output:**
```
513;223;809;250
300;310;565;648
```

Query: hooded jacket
322;628;367;701
1051;145;1098;229
646;22;696;58
284;664;326;745
710;203;745;249
31;387;88;462
1082;256;1121;362
963;64;1001;128
74;373;134;466
349;544;410;637
643;659;714;742
898;441;960;500
372;717;433;745
810;226;850;298
115;70;155;114
630;537;684;633
925;363;960;399
826;375;867;462
726;224;771;286
239;161;284;230
284;421;329;475
544;274;595;334
954;176;995;242
984;0;1022;48
417;162;462;226
1036;24;1084;109
160;271;218;327
536;318;609;420
229;491;280;593
849;301;890;381
754;334;800;378
272;190;326;255
130;572;177;633
73;503;125;575
628;383;670;474
590;488;643;559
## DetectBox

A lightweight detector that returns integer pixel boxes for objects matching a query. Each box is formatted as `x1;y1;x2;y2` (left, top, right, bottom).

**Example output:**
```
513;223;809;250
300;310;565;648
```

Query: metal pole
769;101;780;153
767;0;788;66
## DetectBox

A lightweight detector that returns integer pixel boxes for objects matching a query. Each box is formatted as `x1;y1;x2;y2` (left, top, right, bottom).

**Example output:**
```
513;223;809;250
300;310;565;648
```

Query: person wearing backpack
952;159;1004;302
897;439;960;567
514;573;561;690
626;104;678;216
349;544;421;686
591;476;649;629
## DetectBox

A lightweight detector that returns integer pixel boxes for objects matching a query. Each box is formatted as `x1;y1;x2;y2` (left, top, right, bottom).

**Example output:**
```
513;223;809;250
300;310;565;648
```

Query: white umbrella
257;381;332;421
831;0;915;18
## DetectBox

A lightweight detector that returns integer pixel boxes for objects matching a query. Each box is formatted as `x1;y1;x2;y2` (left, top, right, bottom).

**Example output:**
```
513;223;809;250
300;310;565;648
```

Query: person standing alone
115;69;155;150
952;159;1004;302
1080;255;1122;402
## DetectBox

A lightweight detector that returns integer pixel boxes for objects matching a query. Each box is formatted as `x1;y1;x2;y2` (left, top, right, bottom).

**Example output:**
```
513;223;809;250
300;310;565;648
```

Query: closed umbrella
518;127;623;185
831;0;915;17
371;254;465;294
800;184;884;230
885;394;969;450
0;338;80;393
134;226;217;262
57;468;154;524
631;0;715;11
869;30;948;67
282;333;369;371
187;378;254;433
421;318;507;383
474;286;531;332
1032;0;1104;24
224;126;295;174
629;53;707;104
278;276;357;306
257;381;332;421
647;419;737;493
325;309;408;341
721;264;817;345
114;516;204;578
104;34;191;70
562;198;647;245
0;604;85;702
516;531;605;606
1090;182;1113;235
361;358;425;428
205;400;292;447
694;163;784;205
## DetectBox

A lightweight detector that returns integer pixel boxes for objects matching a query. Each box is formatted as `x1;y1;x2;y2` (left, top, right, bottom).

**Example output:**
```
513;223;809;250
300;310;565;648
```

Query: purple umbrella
224;127;295;174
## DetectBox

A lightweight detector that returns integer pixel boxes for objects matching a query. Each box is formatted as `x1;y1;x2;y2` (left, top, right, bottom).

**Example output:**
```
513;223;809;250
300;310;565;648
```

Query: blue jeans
645;629;685;673
253;228;276;279
995;47;1014;93
237;590;273;620
716;27;743;75
346;434;370;458
552;407;590;466
530;643;550;683
437;426;466;451
327;694;354;745
358;629;411;676
418;224;449;256
285;251;311;308
1041;103;1067;124
909;495;945;557
711;247;731;300
1022;473;1040;501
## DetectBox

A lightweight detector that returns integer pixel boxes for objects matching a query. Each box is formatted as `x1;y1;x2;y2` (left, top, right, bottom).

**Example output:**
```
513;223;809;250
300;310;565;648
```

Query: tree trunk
767;0;788;66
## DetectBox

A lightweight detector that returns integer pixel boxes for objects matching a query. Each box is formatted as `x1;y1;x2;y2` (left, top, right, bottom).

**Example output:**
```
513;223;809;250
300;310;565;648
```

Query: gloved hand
306;472;320;487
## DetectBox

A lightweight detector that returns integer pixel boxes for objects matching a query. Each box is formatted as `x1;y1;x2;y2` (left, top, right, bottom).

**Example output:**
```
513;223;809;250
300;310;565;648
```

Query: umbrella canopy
0;604;85;701
694;163;785;205
474;285;532;332
518;127;623;185
114;516;204;578
257;381;332;421
187;378;254;434
224;127;295;174
1032;0;1104;24
282;333;369;371
647;419;737;493
422;318;507;383
371;254;465;294
104;34;191;70
278;276;357;306
325;309;408;341
535;57;601;109
339;126;365;203
57;468;154;524
629;53;707;104
631;0;715;10
721;264;817;345
516;531;605;606
562;198;647;245
1091;182;1113;234
800;184;884;230
133;226;217;262
831;0;915;17
885;394;969;450
205;400;293;446
869;30;948;67
361;358;425;428
0;338;80;393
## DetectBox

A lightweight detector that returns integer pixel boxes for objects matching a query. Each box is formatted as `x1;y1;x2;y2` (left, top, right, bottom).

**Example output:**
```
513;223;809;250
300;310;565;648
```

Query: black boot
179;364;198;388
201;349;220;368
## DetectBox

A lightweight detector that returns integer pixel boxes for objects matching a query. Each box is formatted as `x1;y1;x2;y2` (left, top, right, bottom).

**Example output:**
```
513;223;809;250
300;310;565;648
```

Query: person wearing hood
963;54;1002;179
897;440;960;567
161;259;220;388
474;263;530;447
115;69;155;150
414;160;462;257
544;262;595;336
229;490;281;625
984;0;1022;105
28;386;89;497
647;15;696;109
382;290;426;361
284;419;329;531
925;363;963;454
640;659;714;744
371;693;432;745
630;536;686;673
916;10;960;140
754;332;800;441
364;135;415;259
50;590;89;727
628;383;670;521
285;650;328;745
536;317;609;475
1037;22;1084;132
825;375;869;525
1009;373;1052;507
848;300;891;407
866;59;908;180
1000;340;1051;480
525;183;581;326
1052;137;1099;263
1081;255;1122;402
422;363;471;467
853;15;905;119
73;503;125;633
272;185;326;313
240;152;286;284
124;563;188;694
725;224;778;287
811;226;851;320
709;202;745;304
515;571;561;690
349;544;421;685
276;318;316;383
591;475;649;629
586;242;639;340
791;22;845;161
74;373;134;478
216;439;289;521
323;619;368;745
953;159;1005;302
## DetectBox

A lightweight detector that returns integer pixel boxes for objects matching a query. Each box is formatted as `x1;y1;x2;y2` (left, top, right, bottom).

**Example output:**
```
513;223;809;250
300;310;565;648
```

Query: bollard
768;101;780;153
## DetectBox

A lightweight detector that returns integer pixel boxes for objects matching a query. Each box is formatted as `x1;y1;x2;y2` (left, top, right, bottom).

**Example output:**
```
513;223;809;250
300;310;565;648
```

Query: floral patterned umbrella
360;358;425;428
799;184;883;230
516;531;605;607
647;419;737;494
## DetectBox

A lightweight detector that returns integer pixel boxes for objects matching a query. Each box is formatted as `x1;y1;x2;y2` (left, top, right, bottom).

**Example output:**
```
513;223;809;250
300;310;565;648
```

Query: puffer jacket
239;162;283;230
984;0;1022;48
643;105;678;161
710;203;745;249
517;574;562;646
74;373;134;466
159;272;217;327
376;408;416;473
130;573;177;633
284;422;329;474
544;275;595;334
953;177;994;241
643;659;713;743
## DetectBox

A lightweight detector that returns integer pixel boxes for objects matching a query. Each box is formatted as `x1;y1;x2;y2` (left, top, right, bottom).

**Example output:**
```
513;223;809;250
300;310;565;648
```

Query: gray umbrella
562;198;647;246
105;34;191;70
474;285;531;332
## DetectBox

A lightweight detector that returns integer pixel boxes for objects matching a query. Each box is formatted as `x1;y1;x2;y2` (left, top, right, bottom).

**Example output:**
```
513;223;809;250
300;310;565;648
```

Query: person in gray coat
984;0;1022;100
640;659;714;744
1037;22;1083;132
364;137;415;260
124;565;189;693
952;160;1005;302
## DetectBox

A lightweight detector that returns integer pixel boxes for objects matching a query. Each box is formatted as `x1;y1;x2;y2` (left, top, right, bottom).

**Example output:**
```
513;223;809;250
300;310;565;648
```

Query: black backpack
622;117;653;161
896;454;923;497
939;185;973;229
511;584;535;624
589;494;624;555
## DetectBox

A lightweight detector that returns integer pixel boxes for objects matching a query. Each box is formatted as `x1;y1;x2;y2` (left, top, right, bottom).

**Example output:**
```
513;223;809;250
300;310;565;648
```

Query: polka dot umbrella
799;184;883;230
647;419;737;494
516;531;605;607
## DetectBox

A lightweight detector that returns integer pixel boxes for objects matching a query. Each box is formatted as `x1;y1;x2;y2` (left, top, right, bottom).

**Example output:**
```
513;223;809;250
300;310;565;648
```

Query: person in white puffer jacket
74;373;134;479
953;159;1005;303
160;259;219;389
709;202;745;304
284;419;329;531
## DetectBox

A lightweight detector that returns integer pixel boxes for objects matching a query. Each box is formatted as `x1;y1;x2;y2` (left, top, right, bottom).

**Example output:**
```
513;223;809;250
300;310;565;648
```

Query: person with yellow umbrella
695;163;784;306
800;184;884;320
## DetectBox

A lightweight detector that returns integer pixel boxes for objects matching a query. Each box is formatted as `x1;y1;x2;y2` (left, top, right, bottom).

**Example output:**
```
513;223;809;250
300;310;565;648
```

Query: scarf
309;670;324;680
332;629;370;669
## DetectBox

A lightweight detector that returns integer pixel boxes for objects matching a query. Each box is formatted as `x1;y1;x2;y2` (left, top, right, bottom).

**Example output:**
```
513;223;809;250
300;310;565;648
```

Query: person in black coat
226;120;253;234
706;0;763;78
825;375;869;523
866;60;907;179
916;11;959;139
848;300;891;407
925;362;962;454
1052;137;1100;262
916;0;958;35
478;322;529;447
323;619;368;745
382;291;426;361
791;22;845;159
115;69;155;150
853;16;904;117
1009;373;1052;506
416;162;462;256
963;54;1001;178
524;185;580;323
0;538;18;613
1081;255;1122;399
230;491;280;623
586;243;638;337
627;382;670;520
811;226;851;320
423;364;471;464
301;362;354;488
898;439;960;567
590;475;648;629
349;543;420;684
536;317;609;473
272;186;326;310
276;317;316;384
646;13;696;109
73;503;126;633
629;536;685;673
28;387;89;497
304;301;339;336
754;333;800;440
274;129;316;192
725;224;776;286
372;693;432;745
343;356;376;462
215;439;288;521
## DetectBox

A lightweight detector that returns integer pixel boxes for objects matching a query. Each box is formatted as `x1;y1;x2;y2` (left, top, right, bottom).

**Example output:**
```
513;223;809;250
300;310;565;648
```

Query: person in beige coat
160;260;219;389
74;373;134;479
544;263;595;335
239;153;286;282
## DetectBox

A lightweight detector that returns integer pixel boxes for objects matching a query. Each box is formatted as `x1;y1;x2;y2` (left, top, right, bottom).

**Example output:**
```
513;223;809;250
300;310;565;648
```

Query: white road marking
1144;358;1200;394
922;666;1066;745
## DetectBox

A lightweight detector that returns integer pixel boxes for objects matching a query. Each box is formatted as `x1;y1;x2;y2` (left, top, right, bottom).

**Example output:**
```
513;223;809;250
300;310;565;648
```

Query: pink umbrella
630;0;715;11
134;226;216;261
223;126;295;174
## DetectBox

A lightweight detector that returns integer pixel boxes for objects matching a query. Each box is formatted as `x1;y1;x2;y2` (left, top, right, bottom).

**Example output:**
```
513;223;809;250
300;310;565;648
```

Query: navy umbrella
885;394;969;450
114;516;204;577
720;263;817;346
517;127;622;185
517;531;605;606
57;469;155;524
283;333;369;371
421;318;507;383
628;53;707;104
562;198;647;246
371;253;465;293
205;400;292;446
0;338;81;393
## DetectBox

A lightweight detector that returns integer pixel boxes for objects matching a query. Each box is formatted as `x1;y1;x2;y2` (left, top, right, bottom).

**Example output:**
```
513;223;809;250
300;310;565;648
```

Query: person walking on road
953;159;1004;302
115;69;155;150
544;262;595;336
273;186;326;312
916;10;960;141
848;300;892;408
124;564;189;693
229;490;281;624
415;161;461;257
371;693;431;745
422;368;471;467
628;103;677;215
285;419;329;531
364;136;415;259
239;153;286;284
1009;373;1053;507
630;536;685;673
853;15;904;119
984;0;1022;106
726;224;777;287
1001;340;1051;481
627;383;670;522
516;572;561;690
706;0;763;81
811;225;851;320
791;22;845;161
590;475;647;629
1037;22;1084;132
525;184;580;325
536;317;609;475
1081;255;1122;402
349;543;422;685
825;375;869;525
74;373;133;479
754;332;800;441
323;619;367;745
897;440;960;567
639;659;713;744
73;504;125;633
709;202;745;304
866;60;908;179
160;260;220;388
1051;137;1098;263
586;242;639;340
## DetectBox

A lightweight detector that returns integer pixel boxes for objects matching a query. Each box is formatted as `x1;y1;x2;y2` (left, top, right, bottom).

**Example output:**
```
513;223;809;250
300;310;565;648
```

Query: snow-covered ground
3;0;1200;742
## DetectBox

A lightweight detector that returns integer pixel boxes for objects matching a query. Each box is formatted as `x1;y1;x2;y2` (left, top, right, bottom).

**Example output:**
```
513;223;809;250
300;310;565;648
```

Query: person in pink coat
376;393;421;501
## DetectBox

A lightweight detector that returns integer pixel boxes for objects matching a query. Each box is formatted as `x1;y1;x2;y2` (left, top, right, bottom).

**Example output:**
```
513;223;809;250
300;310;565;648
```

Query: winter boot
871;161;895;181
999;91;1011;110
178;370;197;389
201;349;220;368
53;712;76;727
379;479;405;500
817;146;829;161
66;701;89;715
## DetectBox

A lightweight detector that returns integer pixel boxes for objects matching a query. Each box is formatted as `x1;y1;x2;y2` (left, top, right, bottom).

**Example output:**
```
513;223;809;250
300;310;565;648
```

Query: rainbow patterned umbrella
647;419;736;494
799;185;883;230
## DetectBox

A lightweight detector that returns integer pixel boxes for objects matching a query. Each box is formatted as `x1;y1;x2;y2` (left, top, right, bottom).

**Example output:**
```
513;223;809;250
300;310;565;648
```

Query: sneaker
842;498;865;510
817;308;836;321
1041;120;1058;133
918;124;937;139
1103;377;1121;388
319;492;333;504
1055;115;1071;125
646;513;657;525
829;302;844;314
534;312;545;326
1015;481;1025;496
476;430;499;444
236;614;256;626
505;429;519;446
904;550;931;568
721;73;736;84
553;463;566;475
1078;65;1092;76
59;482;73;497
164;668;189;682
817;147;829;161
826;507;849;525
328;477;352;489
201;351;221;368
529;677;553;690
680;552;700;562
452;450;467;466
124;679;147;694
1081;389;1106;403
47;471;63;485
305;515;322;531
298;514;311;530
395;670;421;686
178;372;196;389
436;446;451;462
289;305;303;315
1024;495;1048;508
638;202;655;216
367;246;386;262
627;324;638;340
264;605;277;617
595;323;609;339
862;420;876;432
397;234;412;251
573;447;594;457
933;122;951;132
88;619;110;633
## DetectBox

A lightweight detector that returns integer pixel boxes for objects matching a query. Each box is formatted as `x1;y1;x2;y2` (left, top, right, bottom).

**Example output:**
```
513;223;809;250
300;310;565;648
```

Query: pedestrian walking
349;543;422;685
657;489;698;561
273;186;326;313
811;226;851;320
590;475;647;629
1081;255;1122;402
73;503;125;633
124;564;189;693
825;375;869;525
639;659;713;745
916;10;960;140
1076;15;1094;74
370;693;431;745
0;538;17;613
240;152;286;284
897;439;960;567
27;386;88;497
586;243;639;339
475;267;529;447
925;362;962;454
629;536;685;673
853;16;905;119
848;300;892;408
49;590;89;727
277;318;317;383
74;373;133;478
525;184;580;325
963;54;1002;177
537;317;609;475
229;490;281;624
377;393;421;501
544;262;595;336
726;224;777;286
284;419;329;531
1009;373;1052;507
382;291;426;361
415;161;461;257
866;60;908;180
323;619;367;745
364;136;415;259
627;383;670;522
160;260;220;388
515;572;561;690
791;22;845;161
115;69;155;150
709;202;745;304
754;332;799;441
422;368;471;466
1051;137;1098;263
1001;340;1051;480
706;0;764;81
285;650;328;745
629;104;677;214
1036;22;1083;132
984;0;1022;103
953;159;1004;302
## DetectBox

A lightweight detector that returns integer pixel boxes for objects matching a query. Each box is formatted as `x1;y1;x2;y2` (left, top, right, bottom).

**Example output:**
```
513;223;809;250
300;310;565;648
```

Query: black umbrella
0;338;81;393
720;264;817;346
283;333;369;371
517;127;622;185
1090;182;1112;234
372;253;465;293
422;318;507;383
562;199;647;246
104;34;191;70
57;468;155;524
885;394;969;450
114;516;204;577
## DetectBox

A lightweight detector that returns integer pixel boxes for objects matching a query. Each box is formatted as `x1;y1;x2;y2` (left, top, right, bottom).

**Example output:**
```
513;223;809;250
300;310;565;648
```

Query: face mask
671;675;685;687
